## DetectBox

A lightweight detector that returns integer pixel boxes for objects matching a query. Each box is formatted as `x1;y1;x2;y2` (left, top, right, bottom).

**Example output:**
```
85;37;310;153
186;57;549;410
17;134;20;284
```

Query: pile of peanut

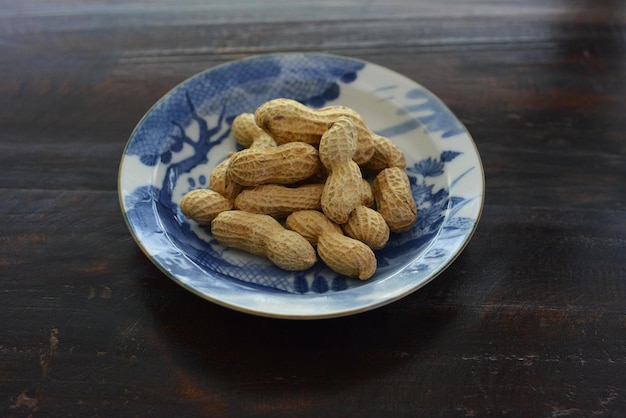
180;98;417;280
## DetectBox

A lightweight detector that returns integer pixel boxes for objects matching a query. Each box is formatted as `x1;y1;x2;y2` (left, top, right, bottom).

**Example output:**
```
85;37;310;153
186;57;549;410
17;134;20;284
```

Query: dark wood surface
2;1;625;416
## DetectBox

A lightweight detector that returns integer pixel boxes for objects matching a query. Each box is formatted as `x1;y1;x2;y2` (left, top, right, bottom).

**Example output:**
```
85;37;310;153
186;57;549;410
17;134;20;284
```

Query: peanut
342;206;390;250
180;189;233;225
286;210;376;280
359;178;374;208
209;157;243;200
227;142;322;186
318;117;363;224
234;183;324;218
361;133;406;173
211;210;317;271
231;113;277;149
254;98;375;164
373;167;417;233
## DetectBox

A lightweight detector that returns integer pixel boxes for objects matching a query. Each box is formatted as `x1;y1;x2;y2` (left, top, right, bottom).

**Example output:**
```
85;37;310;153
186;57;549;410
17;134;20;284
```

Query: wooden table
2;1;625;416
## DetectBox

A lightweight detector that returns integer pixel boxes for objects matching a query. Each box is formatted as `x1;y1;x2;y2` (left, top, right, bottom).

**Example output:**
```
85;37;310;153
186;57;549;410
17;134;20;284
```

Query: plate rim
118;52;485;319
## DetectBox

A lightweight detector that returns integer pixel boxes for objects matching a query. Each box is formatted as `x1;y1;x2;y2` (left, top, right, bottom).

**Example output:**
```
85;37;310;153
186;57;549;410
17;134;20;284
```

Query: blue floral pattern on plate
118;53;484;319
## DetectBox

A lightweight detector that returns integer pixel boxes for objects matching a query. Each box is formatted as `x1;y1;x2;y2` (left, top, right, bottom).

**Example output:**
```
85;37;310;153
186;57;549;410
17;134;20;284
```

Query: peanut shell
234;183;324;218
342;206;390;250
373;167;417;233
227;142;322;186
180;189;232;225
211;210;317;271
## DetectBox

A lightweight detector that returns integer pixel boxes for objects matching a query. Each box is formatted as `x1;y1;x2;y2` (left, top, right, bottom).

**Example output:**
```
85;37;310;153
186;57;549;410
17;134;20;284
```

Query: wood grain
1;0;625;416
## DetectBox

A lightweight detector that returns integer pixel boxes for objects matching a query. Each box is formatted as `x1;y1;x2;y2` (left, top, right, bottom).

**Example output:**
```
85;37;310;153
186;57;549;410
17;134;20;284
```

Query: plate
118;53;484;319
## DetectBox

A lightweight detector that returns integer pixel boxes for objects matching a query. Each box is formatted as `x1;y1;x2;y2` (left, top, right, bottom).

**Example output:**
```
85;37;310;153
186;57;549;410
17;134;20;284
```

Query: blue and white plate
118;53;484;319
